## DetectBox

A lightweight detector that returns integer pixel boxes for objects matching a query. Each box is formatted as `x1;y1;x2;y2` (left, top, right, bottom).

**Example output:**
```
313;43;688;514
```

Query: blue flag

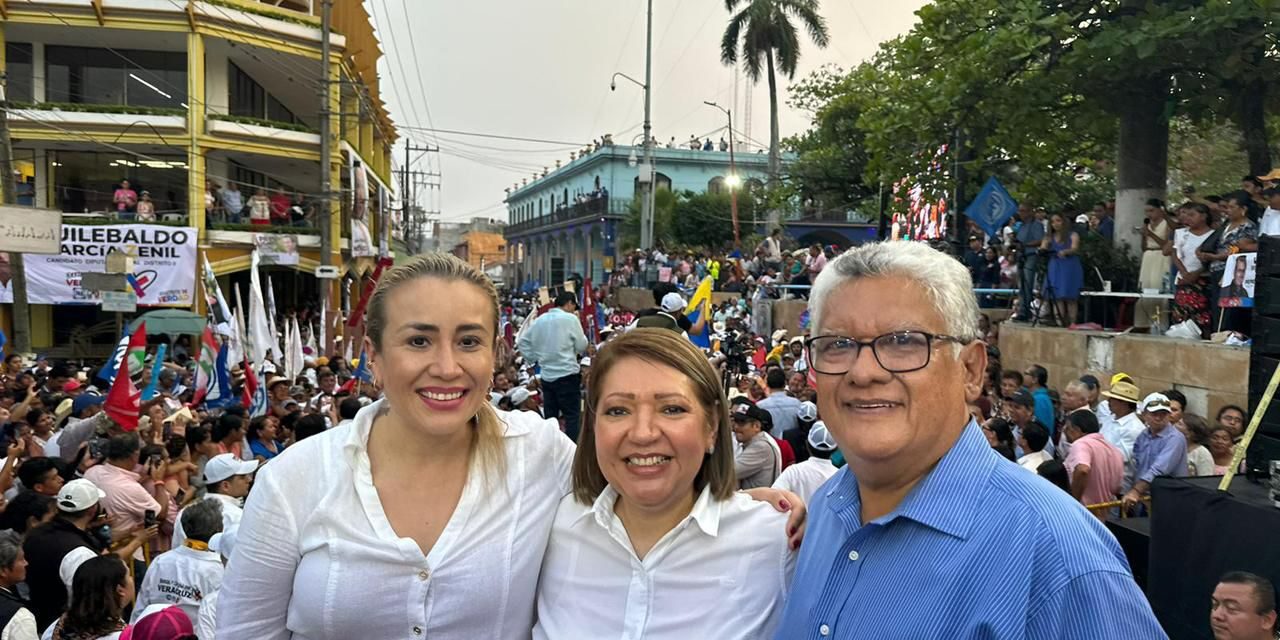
0;328;7;355
353;349;372;383
141;344;167;401
99;328;133;384
965;177;1019;238
203;344;236;410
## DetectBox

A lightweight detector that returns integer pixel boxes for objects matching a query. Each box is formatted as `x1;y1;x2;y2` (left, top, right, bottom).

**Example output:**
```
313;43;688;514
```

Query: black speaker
1256;236;1280;277
1246;432;1280;476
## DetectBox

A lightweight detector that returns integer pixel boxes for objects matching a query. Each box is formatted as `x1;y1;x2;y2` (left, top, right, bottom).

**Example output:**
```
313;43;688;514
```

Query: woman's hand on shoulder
742;487;806;550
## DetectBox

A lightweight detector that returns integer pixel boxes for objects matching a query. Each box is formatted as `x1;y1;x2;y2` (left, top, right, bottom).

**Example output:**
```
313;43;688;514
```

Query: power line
396;126;589;147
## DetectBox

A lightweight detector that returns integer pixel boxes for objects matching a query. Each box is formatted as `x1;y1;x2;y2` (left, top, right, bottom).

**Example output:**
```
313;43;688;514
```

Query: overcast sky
368;0;928;222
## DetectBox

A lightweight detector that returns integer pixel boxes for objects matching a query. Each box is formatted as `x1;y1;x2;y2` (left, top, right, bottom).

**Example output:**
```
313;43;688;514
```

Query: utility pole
317;0;332;320
0;73;31;352
639;0;655;250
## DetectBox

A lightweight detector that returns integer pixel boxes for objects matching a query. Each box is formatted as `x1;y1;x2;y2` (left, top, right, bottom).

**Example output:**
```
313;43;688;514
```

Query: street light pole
641;0;654;250
705;101;739;247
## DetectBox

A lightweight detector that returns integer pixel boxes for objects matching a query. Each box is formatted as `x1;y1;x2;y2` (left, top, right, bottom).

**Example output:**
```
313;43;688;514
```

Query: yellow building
0;0;397;353
451;231;507;273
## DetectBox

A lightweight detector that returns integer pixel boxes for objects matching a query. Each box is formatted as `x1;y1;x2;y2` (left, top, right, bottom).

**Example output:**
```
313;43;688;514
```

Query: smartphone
144;509;157;528
149;453;163;469
174;489;186;504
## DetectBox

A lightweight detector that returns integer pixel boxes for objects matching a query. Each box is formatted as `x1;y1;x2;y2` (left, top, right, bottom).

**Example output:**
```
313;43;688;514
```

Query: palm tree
721;0;830;188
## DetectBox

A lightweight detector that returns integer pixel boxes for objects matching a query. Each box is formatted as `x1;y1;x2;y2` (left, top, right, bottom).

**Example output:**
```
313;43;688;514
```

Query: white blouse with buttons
533;485;796;640
215;400;575;640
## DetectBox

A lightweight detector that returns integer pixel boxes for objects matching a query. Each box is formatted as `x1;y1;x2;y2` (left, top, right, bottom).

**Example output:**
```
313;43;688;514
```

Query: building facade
503;144;770;288
0;0;397;354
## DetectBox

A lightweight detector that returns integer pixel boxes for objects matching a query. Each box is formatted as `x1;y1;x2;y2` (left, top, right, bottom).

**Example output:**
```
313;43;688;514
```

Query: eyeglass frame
803;331;974;375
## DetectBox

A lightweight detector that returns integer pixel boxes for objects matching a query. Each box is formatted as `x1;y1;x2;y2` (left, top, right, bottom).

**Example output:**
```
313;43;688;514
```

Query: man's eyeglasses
805;332;972;375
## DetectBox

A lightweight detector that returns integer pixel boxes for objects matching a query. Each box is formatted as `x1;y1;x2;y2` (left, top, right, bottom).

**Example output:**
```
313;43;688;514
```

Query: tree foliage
784;0;1279;216
621;189;762;251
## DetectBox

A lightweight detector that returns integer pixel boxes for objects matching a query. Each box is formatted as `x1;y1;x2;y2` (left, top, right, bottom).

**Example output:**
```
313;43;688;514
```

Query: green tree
785;66;876;218
720;0;830;192
620;189;676;251
671;190;760;249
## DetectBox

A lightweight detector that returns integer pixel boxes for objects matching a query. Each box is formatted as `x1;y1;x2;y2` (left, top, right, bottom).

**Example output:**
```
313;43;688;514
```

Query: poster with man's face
1218;252;1256;308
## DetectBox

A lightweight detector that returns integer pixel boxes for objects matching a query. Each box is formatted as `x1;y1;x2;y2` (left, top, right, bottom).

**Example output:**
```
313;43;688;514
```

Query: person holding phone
83;435;170;563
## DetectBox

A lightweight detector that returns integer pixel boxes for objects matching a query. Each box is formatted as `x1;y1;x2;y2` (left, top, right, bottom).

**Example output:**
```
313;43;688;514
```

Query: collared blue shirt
517;308;587;383
1130;425;1188;487
758;391;801;439
1031;387;1056;437
777;421;1166;639
1015;218;1045;255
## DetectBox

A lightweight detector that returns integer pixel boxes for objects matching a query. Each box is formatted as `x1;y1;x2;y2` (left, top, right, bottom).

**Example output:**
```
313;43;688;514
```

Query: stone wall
999;324;1248;419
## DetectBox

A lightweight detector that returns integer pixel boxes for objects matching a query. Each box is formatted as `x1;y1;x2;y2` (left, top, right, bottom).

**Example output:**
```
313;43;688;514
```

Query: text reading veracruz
60;226;190;258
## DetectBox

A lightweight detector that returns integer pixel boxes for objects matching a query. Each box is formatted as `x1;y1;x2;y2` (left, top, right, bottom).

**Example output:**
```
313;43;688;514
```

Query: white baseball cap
56;479;105;512
209;528;239;561
661;292;685;313
204;454;260;485
508;387;538;406
1140;392;1173;414
797;401;818;423
807;422;839;452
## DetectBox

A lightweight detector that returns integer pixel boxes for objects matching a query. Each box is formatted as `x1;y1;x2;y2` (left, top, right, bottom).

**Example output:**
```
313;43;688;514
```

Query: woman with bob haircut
535;329;796;639
218;254;802;640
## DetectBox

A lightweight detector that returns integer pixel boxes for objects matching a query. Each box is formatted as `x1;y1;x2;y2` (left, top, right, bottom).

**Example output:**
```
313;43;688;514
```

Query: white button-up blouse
215;400;575;640
533;485;796;640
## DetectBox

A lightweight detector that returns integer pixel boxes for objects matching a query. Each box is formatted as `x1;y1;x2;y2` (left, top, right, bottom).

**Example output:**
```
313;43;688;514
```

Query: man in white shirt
1259;187;1280;237
171;454;256;549
1016;422;1052;472
134;499;224;626
1100;379;1145;462
772;423;839;503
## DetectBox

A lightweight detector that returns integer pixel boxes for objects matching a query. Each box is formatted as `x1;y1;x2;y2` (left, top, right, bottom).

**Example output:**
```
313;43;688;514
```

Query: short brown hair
572;329;736;505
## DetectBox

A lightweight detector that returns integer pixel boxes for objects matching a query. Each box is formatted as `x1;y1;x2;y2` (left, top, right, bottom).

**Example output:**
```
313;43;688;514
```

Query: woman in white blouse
217;254;802;640
535;329;796;640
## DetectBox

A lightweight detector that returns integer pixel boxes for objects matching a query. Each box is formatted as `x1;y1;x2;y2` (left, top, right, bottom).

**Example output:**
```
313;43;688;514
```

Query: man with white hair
777;242;1163;638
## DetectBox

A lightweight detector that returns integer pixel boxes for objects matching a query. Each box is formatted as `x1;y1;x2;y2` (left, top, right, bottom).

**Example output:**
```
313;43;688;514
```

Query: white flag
286;317;305;382
247;251;280;366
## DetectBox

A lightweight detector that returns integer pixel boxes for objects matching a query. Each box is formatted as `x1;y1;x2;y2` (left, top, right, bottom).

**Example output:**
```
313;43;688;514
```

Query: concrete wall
1000;324;1248;419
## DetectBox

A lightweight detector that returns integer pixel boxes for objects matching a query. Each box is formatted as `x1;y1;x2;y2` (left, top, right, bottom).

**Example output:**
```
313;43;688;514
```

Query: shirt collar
582;484;723;538
831;420;996;540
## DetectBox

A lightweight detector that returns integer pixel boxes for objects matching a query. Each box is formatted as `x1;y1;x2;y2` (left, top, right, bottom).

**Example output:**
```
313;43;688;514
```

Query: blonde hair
367;252;506;480
572;329;736;505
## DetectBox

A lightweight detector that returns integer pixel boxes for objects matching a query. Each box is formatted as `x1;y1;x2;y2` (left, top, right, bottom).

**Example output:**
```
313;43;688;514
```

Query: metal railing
505;196;628;235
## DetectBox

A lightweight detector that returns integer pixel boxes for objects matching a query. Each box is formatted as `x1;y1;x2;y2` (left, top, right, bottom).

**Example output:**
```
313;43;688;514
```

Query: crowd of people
0;235;1273;638
964;174;1277;338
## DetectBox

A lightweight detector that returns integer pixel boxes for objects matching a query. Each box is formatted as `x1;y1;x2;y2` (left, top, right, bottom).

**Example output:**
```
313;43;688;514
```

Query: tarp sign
100;291;137;312
0;206;61;254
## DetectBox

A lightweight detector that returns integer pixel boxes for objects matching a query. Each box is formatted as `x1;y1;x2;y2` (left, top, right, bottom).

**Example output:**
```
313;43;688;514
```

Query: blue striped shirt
777;421;1167;639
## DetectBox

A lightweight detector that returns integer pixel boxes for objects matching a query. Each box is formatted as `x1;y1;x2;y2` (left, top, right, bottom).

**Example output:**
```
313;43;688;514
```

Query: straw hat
1102;379;1141;405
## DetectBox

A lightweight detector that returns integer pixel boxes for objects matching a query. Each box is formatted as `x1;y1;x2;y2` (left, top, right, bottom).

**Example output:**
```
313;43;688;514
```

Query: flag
319;305;327;359
684;276;714;349
965;177;1018;238
247;251;279;365
0;328;7;355
346;257;395;328
98;328;132;384
340;349;372;393
286;317;304;379
141;344;167;401
126;321;148;380
242;356;268;417
105;325;146;431
202;252;233;332
579;276;598;344
192;327;217;406
264;273;280;355
304;320;318;357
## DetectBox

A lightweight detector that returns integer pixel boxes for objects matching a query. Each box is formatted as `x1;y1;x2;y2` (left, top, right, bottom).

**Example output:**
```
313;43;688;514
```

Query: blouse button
412;626;422;635
418;569;430;581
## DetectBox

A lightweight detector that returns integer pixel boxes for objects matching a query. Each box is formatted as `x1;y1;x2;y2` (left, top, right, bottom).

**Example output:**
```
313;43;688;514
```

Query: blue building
503;144;770;288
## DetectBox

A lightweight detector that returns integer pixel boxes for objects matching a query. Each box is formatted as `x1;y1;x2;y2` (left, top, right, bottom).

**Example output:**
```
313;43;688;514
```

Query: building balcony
505;196;627;236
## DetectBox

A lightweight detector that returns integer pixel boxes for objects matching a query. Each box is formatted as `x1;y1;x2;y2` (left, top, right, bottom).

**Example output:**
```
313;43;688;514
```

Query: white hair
808;241;981;342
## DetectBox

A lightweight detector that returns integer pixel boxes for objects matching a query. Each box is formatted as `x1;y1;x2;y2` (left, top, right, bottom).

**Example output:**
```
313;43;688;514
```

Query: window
46;46;186;108
5;43;33;103
52;150;188;214
708;176;727;194
229;62;299;124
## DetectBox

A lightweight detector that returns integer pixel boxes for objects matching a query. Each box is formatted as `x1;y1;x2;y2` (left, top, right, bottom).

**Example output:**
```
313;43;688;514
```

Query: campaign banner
1218;252;1256;309
6;224;197;306
253;233;300;266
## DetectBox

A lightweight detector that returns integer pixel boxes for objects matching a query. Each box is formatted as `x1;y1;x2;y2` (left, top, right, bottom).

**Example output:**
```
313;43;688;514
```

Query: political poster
1218;252;1255;308
350;220;376;258
7;224;197;306
253;233;300;266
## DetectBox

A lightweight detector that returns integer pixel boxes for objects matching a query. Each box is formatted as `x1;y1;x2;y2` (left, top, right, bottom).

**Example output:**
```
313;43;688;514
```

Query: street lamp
613;63;655;250
704;100;740;247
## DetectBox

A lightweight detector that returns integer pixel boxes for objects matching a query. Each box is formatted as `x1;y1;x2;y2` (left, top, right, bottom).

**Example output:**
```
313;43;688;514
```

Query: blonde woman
217;254;802;640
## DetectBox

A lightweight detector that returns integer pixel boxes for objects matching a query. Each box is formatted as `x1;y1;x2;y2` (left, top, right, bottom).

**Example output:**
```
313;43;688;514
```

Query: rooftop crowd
0;236;1273;639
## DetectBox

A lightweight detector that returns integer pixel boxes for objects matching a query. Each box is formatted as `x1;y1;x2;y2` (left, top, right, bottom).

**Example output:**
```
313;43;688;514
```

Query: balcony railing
505;196;628;235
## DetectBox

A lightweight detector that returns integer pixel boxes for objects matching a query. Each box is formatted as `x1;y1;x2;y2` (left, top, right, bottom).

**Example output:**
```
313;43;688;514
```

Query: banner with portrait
0;224;197;306
1218;252;1256;308
253;233;300;266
